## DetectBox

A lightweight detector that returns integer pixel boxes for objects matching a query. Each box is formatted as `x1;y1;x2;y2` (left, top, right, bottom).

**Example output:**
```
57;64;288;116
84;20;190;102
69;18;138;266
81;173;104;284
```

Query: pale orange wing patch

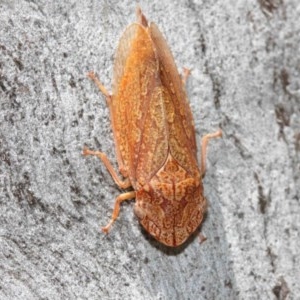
135;86;169;186
113;24;141;95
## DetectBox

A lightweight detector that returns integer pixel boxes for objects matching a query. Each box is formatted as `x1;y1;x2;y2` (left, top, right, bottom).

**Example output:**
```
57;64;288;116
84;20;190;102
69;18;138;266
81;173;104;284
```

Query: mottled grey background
0;0;299;299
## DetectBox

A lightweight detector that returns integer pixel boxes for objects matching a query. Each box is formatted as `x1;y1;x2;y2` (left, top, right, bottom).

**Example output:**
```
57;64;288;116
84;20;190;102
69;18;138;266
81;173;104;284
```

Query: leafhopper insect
83;7;222;247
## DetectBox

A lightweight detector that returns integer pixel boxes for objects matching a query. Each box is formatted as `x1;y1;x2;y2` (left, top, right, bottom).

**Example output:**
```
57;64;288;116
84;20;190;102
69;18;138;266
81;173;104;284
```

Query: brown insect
83;7;222;247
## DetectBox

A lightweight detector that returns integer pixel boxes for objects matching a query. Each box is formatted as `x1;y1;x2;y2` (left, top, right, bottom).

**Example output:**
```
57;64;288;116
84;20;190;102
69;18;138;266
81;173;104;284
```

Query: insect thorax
134;155;206;246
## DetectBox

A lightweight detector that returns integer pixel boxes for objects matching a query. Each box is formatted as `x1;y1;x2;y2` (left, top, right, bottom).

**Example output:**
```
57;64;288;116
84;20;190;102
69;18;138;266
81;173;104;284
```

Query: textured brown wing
112;23;169;188
149;23;199;177
113;24;140;95
110;24;140;179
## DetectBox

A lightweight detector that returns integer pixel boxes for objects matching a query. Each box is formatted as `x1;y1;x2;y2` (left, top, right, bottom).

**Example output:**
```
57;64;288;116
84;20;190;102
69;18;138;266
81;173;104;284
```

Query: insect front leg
101;191;136;233
83;147;132;189
200;129;222;178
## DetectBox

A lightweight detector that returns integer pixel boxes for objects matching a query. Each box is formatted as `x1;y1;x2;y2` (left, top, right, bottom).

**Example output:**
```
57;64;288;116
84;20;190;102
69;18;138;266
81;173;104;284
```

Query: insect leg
102;191;136;233
83;147;132;189
181;67;191;86
87;71;111;98
87;71;128;178
198;232;207;244
200;129;222;177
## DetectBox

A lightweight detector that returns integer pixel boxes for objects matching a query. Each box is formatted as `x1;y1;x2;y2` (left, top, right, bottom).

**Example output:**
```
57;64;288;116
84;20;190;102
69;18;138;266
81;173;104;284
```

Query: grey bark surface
0;1;299;299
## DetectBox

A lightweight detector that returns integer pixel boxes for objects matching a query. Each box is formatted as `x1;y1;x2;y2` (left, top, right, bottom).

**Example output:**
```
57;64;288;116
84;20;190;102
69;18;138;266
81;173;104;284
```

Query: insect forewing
112;23;169;188
149;23;199;176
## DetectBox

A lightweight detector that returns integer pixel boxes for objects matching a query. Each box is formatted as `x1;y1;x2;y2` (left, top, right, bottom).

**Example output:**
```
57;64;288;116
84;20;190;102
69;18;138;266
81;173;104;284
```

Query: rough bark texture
0;1;299;299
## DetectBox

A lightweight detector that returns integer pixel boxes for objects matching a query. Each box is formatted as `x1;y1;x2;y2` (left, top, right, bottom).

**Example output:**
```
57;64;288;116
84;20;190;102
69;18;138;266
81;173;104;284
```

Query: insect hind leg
200;129;222;178
102;191;136;233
